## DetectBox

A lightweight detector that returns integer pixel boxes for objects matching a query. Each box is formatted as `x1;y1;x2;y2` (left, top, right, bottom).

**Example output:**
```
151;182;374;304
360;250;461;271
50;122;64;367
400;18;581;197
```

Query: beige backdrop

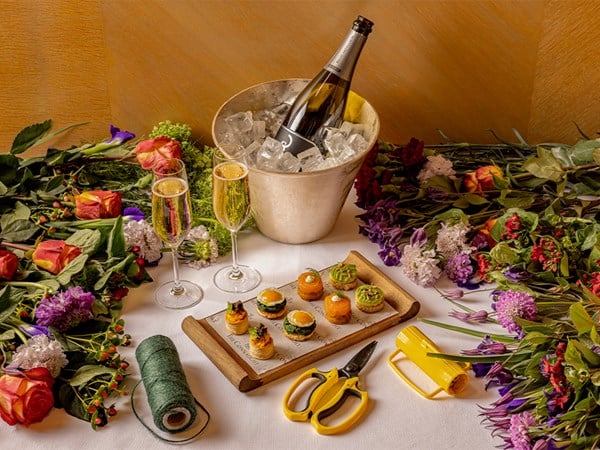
2;0;599;154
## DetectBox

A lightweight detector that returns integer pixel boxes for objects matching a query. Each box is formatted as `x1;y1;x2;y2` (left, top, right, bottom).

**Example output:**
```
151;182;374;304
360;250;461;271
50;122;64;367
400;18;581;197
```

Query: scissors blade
338;340;377;378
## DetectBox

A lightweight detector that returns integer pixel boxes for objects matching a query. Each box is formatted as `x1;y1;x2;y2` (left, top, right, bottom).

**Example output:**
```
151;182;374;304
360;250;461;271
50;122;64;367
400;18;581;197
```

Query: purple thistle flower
449;309;488;323
124;206;145;221
445;251;474;284
35;286;95;332
106;124;135;145
462;336;507;355
493;290;538;336
508;411;536;450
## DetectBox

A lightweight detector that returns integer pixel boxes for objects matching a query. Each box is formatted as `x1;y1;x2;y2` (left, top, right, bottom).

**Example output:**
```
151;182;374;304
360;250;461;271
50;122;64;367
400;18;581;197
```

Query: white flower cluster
400;244;442;287
9;334;68;377
435;222;474;259
123;220;163;263
417;154;456;183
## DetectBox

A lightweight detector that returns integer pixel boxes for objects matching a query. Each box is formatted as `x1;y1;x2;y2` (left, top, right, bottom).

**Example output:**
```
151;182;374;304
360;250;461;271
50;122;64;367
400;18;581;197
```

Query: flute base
213;265;261;293
154;280;204;309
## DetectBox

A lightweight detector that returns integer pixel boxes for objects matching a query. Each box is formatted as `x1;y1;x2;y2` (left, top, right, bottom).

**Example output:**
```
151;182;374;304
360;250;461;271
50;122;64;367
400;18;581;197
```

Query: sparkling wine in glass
212;146;261;293
152;173;203;309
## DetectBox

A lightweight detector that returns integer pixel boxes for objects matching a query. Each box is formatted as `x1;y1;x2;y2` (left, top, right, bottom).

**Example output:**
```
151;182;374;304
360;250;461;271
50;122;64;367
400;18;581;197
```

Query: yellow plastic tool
282;341;376;435
387;325;470;399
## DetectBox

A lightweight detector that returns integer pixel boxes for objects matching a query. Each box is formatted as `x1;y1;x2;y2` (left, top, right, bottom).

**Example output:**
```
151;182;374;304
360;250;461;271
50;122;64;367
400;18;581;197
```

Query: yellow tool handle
387;348;443;399
311;377;369;435
282;368;338;421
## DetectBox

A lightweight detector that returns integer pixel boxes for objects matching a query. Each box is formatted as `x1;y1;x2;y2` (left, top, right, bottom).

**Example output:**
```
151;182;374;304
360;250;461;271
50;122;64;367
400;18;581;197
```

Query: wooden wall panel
2;0;600;155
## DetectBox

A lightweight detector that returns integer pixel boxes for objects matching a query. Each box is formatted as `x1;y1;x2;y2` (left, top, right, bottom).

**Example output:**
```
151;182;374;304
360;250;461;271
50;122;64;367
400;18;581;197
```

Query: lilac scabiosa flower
124;219;163;263
7;334;68;377
35;286;95;332
493;290;538;336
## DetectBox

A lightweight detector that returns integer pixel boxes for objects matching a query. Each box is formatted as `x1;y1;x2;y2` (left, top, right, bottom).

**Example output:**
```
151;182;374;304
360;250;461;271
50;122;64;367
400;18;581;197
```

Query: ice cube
278;152;301;172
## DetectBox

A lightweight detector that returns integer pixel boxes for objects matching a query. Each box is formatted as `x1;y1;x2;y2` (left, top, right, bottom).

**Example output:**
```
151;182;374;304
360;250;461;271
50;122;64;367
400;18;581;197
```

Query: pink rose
32;240;82;274
75;190;122;220
0;367;55;426
134;137;182;170
0;249;18;280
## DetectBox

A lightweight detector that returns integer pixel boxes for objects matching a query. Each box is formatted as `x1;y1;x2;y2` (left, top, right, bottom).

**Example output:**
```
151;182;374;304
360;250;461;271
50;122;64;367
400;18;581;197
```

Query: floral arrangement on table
354;134;600;449
0;120;228;429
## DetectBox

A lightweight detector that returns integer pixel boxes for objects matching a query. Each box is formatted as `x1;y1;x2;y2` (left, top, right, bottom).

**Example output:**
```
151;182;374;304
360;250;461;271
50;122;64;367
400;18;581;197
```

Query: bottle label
275;125;317;156
325;31;367;81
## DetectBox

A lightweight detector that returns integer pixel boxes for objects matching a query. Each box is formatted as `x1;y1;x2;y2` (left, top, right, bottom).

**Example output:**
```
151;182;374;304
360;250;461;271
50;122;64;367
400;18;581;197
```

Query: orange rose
32;240;82;274
0;367;55;426
477;217;498;248
464;165;504;192
75;190;122;220
0;249;18;280
134;137;182;170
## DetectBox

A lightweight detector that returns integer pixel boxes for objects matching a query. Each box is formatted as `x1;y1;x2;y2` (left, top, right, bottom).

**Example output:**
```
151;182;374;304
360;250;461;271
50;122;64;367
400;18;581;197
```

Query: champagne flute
151;160;203;309
212;145;261;293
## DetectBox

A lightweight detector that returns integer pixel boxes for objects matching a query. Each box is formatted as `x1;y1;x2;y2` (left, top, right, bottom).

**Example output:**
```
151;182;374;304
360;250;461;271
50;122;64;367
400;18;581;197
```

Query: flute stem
170;248;185;295
229;231;243;280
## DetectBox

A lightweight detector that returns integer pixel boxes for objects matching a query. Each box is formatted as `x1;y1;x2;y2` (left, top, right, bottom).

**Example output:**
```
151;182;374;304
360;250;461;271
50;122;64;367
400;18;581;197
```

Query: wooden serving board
182;250;420;392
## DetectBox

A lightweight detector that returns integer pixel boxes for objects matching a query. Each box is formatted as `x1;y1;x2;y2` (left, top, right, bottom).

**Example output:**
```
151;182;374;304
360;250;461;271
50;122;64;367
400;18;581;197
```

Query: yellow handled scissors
282;341;377;435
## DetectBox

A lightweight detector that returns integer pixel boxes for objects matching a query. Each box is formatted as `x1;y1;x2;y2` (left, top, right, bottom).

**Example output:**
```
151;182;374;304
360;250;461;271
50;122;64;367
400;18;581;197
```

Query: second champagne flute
212;146;261;293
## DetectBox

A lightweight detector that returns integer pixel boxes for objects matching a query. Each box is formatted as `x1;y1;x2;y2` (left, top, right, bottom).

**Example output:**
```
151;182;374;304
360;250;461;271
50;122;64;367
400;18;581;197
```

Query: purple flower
503;266;530;282
462;336;507;355
445;251;474;284
485;362;514;389
409;228;427;247
35;286;95;332
378;246;402;266
442;288;464;299
471;362;492;377
124;206;145;221
449;309;488;323
493;290;538;336
106;124;135;145
508;411;536;450
19;323;50;337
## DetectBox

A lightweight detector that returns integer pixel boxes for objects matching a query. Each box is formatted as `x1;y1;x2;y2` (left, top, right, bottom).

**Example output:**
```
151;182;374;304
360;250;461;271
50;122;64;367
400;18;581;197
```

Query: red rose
32;240;82;274
134;137;182;170
75;190;122;220
0;249;18;280
464;165;504;192
0;367;55;426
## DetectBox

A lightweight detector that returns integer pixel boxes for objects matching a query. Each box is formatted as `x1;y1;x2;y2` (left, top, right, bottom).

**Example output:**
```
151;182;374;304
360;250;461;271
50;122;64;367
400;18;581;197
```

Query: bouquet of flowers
0;120;227;429
354;133;600;449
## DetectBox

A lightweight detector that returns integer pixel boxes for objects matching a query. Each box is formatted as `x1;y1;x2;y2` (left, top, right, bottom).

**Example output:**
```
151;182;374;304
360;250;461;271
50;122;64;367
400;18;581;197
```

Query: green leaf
56;253;89;286
523;147;564;181
418;318;517;343
66;229;102;255
0;218;39;242
10;120;52;154
569;303;596;335
69;364;116;387
0;154;20;185
107;215;125;258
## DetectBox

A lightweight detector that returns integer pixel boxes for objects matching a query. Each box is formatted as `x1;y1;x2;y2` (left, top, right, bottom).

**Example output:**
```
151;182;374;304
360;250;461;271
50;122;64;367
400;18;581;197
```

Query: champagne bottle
275;15;374;156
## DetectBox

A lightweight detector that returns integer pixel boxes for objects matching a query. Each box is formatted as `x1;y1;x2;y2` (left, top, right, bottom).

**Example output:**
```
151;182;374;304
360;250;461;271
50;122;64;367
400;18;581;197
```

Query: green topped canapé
355;284;384;305
329;263;357;282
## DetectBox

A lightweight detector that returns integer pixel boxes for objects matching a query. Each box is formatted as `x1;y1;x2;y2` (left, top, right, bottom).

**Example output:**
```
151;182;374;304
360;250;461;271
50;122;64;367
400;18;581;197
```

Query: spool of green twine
135;335;198;433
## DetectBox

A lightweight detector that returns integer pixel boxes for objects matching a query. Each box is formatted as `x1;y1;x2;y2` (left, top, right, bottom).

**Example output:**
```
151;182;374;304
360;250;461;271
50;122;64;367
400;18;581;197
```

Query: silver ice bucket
212;79;380;244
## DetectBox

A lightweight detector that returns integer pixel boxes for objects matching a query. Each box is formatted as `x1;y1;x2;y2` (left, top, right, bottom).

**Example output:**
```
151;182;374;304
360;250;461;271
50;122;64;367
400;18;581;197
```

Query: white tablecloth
0;191;500;449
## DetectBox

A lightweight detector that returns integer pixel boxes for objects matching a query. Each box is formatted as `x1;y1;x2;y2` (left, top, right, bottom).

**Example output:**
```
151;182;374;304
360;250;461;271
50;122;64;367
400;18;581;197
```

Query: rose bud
0;249;18;280
75;190;122;220
464;165;504;192
32;240;82;274
0;367;55;426
134;137;182;171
